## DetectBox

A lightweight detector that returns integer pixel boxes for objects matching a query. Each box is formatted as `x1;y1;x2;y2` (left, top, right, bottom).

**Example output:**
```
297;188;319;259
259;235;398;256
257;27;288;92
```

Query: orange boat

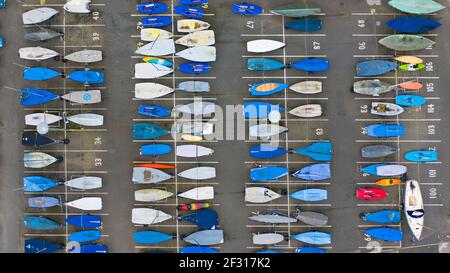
133;163;176;169
375;178;401;187
399;81;423;90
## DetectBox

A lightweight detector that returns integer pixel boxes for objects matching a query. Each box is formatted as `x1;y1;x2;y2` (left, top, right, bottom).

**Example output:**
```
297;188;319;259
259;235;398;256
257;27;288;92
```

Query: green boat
270;5;321;18
378;35;435;51
399;63;425;71
388;0;445;15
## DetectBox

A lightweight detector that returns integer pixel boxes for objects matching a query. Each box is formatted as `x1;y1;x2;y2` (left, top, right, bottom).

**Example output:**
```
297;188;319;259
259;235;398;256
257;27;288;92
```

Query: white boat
249;124;288;138
176;145;214;158
247;39;285;53
65;176;102;190
131;208;172;225
178;167;216;180
178;186;214;200
404;180;424;240
61;90;102;104
66;197;102;211
249;213;298;224
134;63;173;79
23;152;62;168
134;83;174;99
25;113;62;126
371;102;404;116
19;47;59;61
289;104;322;118
183;230;224;245
177;19;210;33
175;30;215;47
252;233;284;245
132;167;173;184
67;113;104;127
176;46;216;62
22;7;58;25
135;39;175;56
289;81;322;94
173;122;214;135
64;50;102;63
134;189;174;202
141;28;173;42
64;0;91;14
245;187;282;203
173;101;216;115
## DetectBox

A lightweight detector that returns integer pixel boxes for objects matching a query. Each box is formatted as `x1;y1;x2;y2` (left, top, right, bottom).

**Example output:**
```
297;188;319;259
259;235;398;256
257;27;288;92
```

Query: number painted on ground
313;42;320;50
429;188;437;199
94;137;102;145
429;169;437;178
360;105;368;113
358;42;366;51
427;124;436;135
315;128;324;136
366;241;382;253
426;62;434;72
247;21;254;29
94;158;103;167
92;11;100;21
427;104;435;114
426;82;434;93
92;32;100;42
358;19;365;28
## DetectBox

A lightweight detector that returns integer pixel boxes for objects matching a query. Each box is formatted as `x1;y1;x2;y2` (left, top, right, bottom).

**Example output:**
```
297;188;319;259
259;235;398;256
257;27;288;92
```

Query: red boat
356;187;388;200
177;203;212;211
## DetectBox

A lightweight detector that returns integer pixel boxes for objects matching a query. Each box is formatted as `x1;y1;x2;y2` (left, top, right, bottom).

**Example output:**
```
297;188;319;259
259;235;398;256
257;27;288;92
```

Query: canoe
400;81;423;90
135;39;175;56
69;230;101;243
178;167;216;180
180;209;219;229
173;121;214;135
231;3;263;16
135;83;174;99
404;180;424;240
289;188;327;201
67;69;104;84
364;227;403;242
361;144;398;158
64;50;102;63
249;82;288;96
245;187;282;203
353;80;394;96
133;123;168;139
179;0;208;4
178;81;210;92
399;63;425;71
291;58;329;72
295;247;327;253
68;244;108;253
25;113;62;126
19;47;59;61
252;233;284;245
376;178;401;187
289;104;322;118
247;39;285;53
176;46;216;62
62;90;101;104
24;28;63;42
247;58;285;71
134;63;173;79
394;55;423;64
292;163;331;181
132;167;173;183
361;164;407;176
386;16;441;34
250;166;289;181
138;105;170;118
139;16;172;28
24;239;62;253
176;30;215;47
356;187;388;200
183;230;224;245
142;57;173;67
140;144;172;156
361;210;401;224
180;246;220;253
23;7;58;25
24;67;61;81
28;196;60;208
20;88;59;106
270;5;321;17
134;231;172;244
67;113;104;127
289;81;322;94
178;186;214;200
64;0;91;14
293;231;331;245
178;203;212;211
65;176;102;190
404;150;438;162
131;208;172;225
175;5;204;19
135;189;173;202
371;102;404;116
250;144;288;159
379;35;435;51
366;123;405;138
249;213;297;224
24;152;62;168
66;197;102;211
388;0;445;15
249;124;288;138
243;101;284;119
296;211;328;226
65;215;102;229
177;19;210;33
137;2;168;14
140;28;173;42
356;60;398;77
285;18;323;32
23;176;59;192
174;101;216;115
291;141;332;161
176;145;213;157
24;216;61;230
22;132;64;148
178;62;212;74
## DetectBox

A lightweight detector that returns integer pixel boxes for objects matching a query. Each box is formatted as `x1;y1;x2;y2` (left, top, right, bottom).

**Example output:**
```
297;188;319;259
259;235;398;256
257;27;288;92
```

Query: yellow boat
375;178;401;187
181;134;203;142
394;56;423;65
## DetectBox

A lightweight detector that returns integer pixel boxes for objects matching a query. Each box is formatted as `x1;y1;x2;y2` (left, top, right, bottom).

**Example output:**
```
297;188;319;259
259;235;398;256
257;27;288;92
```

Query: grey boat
22;7;58;25
353;80;394;96
296;211;328;226
361;144;398;158
183;230;224;246
24;28;63;42
252;233;284;245
249;213;297;224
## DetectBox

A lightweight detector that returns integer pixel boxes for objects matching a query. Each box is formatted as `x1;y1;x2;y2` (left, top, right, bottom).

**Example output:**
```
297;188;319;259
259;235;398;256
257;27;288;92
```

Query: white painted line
354;76;439;79
245;182;331;185
246;204;331;207
357;204;400;207
357;161;442;164
131;13;215;17
242;55;327;58
241;34;326;37
353;55;439;58
23;150;108;153
355;119;441;122
246;225;333;228
352;34;437;37
133;161;219;164
354;97;440;100
243;97;329;101
243;76;327;79
355;140;441;143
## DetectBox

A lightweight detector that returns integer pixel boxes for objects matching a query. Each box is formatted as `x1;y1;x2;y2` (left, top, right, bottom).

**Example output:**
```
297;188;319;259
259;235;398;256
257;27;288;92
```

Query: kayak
291;141;332;161
404;180;424;240
247;39;285;53
177;19;210;33
293;231;331;245
174;101;216;115
292;163;331;181
28;196;60;208
178;186;214;200
68;230;101;243
295;247;327;253
253;233;284;245
24;152;63;168
65;197;103;211
361;164;407;176
65;176;102;190
249;213;297;224
250;144;288;159
178;0;208;4
137;2;168;14
133;123;168;139
404;150;438;162
249;124;288;138
69;244;108;253
361;144;398;158
289;81;322;94
394;55;423;64
399;63;425;71
25;113;62;126
231;3;263;16
250;166;289;181
135;83;174;99
285;18;323;32
22;132;66;148
64;0;91;14
176;46;216;62
296;211;328;226
364;227;403;242
67;113;104;127
178;167;216;180
386;16;441;34
132;167;173;183
356;60;398;77
249;82;288;96
140;28;173;42
270;5;321;18
134;231;172;244
353;80;394;96
139;16;172;28
243;101;284;119
174;5;204;19
25;239;62;254
142;57;173;67
388;0;445;15
178;62;212;74
289;188;327;201
20;88;59;106
24;28;63;42
176;145;214;157
400;81;423;90
131;208;172;225
176;30;215;47
24;67;61;81
245;187;282;203
23;176;59;192
183;230;224;245
67;69;104;85
289;104;322;118
378;35;435;51
19;47;59;61
361;210;401;224
181;246;219;253
291;58;329;72
138;105;170;118
64;50;102;63
65;215;102;229
247;58;285;71
24;216;61;230
366;123;405;138
177;203;212;211
140;144;172;156
135;189;173;202
22;7;58;25
178;81;210;92
62;90;102;104
180;209;219;229
376;178;401;187
135;39;175;56
371;102;404;116
356;188;388;200
134;163;175;169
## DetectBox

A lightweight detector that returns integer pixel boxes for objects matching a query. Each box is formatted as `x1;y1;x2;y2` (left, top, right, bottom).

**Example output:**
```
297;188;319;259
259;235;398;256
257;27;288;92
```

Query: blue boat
68;244;108;253
291;58;329;72
231;3;263;16
178;0;208;5
285;18;323;32
179;62;211;74
356;60;398;77
65;215;103;229
175;6;204;19
137;2;168;14
20;88;59;106
69;230;101;243
140;144;173;156
134;231;172;244
295;247;327;253
367;124;405;138
249;82;288;96
243;101;284;119
291;142;332;161
256;249;282;253
395;94;426;107
25;239;63;253
140;16;172;28
250;144;288;159
67;69;104;85
247;58;285;71
180;209;219;229
28;196;60;208
133;123;168;140
250;166;289;181
361;210;401;224
23;176;59;192
386;16;441;34
24;216;61;230
289;188;327;201
364;227;403;242
138;105;170;118
404;150;438;162
292;163;331;181
181;246;219;253
293;231;332;245
23;67;61;81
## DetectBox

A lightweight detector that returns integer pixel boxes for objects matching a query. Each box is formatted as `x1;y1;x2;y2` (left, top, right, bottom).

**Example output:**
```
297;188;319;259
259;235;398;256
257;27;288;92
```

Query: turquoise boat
132;123;168;139
291;141;332;161
23;216;61;230
284;18;322;32
361;210;401;224
388;0;445;15
247;58;285;71
134;231;172;244
404;150;438;162
395;94;426;106
270;5;321;18
69;230;101;243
